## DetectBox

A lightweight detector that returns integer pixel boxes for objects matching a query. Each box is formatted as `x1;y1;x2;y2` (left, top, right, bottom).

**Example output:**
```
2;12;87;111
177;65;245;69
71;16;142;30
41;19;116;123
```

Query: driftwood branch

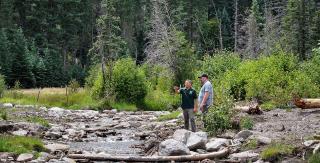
68;148;229;162
234;102;262;114
294;98;320;109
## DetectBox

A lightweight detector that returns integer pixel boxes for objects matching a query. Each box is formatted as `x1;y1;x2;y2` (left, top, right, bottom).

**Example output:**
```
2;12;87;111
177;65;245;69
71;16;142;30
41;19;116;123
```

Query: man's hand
193;107;197;113
200;104;204;112
173;86;179;90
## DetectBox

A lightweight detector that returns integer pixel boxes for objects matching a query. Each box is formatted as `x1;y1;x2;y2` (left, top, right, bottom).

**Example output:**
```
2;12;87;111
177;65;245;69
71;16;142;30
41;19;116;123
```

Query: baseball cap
198;74;208;78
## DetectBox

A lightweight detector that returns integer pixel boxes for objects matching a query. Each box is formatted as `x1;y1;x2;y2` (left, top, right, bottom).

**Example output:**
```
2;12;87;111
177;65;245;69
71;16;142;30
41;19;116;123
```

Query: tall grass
0;136;45;154
0;89;97;110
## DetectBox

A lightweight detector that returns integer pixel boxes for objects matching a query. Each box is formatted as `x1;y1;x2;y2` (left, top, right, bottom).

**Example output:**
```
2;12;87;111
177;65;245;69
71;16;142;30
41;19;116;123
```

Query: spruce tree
0;29;11;82
10;28;35;88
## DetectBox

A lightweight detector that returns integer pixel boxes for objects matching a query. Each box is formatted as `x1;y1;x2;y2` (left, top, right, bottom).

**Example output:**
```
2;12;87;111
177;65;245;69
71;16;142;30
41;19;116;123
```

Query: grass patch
261;142;295;161
0;110;7;120
308;153;320;163
157;111;181;121
261;102;276;111
242;139;258;150
111;102;137;111
0;89;98;110
240;116;254;130
26;116;50;128
0;135;45;154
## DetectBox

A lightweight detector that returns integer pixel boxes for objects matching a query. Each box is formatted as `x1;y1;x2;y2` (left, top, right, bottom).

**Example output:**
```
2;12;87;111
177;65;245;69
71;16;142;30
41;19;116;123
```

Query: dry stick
36;89;41;102
68;148;229;162
65;86;69;106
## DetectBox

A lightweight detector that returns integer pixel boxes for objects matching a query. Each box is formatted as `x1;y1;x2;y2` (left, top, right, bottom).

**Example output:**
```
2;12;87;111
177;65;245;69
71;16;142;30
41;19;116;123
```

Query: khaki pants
183;109;196;132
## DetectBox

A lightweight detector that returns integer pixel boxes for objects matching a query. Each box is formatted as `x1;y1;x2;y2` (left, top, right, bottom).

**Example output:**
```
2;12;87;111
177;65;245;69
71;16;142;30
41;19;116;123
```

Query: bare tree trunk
68;148;230;162
234;0;239;52
211;0;223;50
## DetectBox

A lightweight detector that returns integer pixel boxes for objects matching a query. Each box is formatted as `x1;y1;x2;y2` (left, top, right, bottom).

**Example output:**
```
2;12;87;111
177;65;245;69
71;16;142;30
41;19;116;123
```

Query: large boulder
186;132;207;150
234;130;254;140
206;138;230;152
0;123;14;133
16;153;33;162
173;129;191;144
12;129;28;136
159;139;190;156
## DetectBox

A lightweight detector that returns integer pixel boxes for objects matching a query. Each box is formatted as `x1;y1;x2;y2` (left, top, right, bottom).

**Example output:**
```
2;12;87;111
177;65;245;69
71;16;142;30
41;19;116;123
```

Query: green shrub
308;153;320;163
0;136;45;154
68;79;80;94
112;58;147;104
222;52;320;106
0;110;7;120
240;116;254;130
157;111;181;121
111;102;137;111
142;89;180;111
205;95;234;135
0;74;6;97
261;142;294;161
242;139;258;150
26;116;50;127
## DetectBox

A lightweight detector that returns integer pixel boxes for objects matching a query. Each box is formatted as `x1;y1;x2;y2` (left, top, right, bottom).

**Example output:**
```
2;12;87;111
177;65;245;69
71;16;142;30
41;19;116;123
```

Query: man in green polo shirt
174;80;198;132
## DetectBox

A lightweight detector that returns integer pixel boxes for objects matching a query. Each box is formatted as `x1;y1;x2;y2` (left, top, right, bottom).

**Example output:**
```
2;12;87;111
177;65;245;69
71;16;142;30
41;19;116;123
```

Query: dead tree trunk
68;148;230;162
294;98;320;109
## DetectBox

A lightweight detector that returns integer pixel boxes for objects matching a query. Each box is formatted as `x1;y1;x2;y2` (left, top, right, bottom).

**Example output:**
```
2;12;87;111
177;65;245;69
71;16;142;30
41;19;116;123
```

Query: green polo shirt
179;88;197;109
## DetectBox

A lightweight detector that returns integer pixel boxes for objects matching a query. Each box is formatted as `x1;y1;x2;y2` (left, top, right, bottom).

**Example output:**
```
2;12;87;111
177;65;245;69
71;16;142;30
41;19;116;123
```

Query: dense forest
1;0;319;88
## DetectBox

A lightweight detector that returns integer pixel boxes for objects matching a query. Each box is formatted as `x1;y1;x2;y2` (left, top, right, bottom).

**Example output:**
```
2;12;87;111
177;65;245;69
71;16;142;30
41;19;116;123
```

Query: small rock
159;139;190;156
206;138;230;152
16;153;33;162
39;106;48;111
45;131;62;139
173;129;191;144
313;143;320;154
0;124;14;133
249;135;272;145
234;130;254;140
45;143;70;153
196;131;208;140
0;152;14;159
229;150;259;162
303;140;320;147
48;107;71;118
2;103;13;108
186;132;207;150
12;129;28;136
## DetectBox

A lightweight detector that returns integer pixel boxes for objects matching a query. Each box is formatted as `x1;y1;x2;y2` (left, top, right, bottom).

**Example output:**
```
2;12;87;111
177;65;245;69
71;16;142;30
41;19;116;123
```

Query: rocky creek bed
0;103;319;162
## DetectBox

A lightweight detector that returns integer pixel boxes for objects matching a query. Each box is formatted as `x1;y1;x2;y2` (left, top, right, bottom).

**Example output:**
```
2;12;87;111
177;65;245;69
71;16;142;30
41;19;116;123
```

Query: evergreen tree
9;28;35;88
0;29;11;82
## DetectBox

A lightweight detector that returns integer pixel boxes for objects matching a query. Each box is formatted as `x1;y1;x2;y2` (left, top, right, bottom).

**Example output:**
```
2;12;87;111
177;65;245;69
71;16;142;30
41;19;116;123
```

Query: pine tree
0;29;11;82
9;28;35;88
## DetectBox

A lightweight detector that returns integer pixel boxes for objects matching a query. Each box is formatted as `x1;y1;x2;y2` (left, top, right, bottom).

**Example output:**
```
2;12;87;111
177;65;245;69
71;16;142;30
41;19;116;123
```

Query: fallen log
294;98;320;109
68;148;229;162
234;102;262;114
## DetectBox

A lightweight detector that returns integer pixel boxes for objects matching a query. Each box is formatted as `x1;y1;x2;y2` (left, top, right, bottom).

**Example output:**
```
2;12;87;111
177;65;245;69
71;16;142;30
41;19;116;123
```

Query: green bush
26;116;50;128
142;89;180;111
0;74;5;97
0;136;45;154
205;95;234;135
194;51;241;91
222;52;320;106
0;110;7;120
68;79;80;94
112;58;147;104
261;142;294;161
240;116;254;130
302;47;320;88
308;153;320;163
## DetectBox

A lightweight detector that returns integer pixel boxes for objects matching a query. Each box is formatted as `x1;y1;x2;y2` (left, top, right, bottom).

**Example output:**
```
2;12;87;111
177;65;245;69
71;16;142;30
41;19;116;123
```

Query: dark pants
183;109;196;132
202;105;209;128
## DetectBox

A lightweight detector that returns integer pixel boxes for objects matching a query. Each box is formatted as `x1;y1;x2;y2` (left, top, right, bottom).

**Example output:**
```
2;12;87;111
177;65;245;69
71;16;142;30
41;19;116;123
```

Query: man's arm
194;99;198;112
200;91;209;110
